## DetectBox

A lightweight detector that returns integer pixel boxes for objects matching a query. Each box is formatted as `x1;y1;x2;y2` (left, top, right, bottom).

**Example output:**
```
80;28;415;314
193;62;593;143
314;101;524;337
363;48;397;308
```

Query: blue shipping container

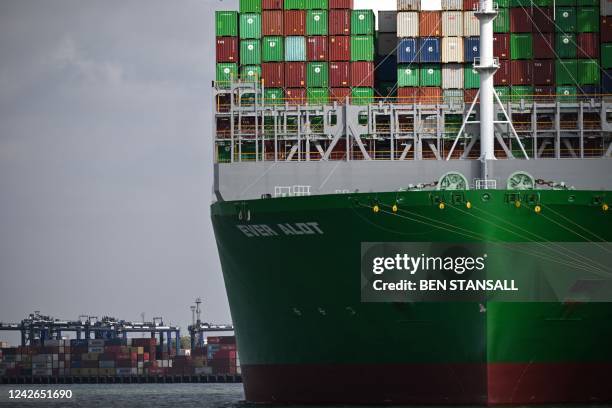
464;37;480;63
397;38;418;64
602;70;612;94
375;56;398;80
418;38;441;63
580;85;600;96
285;36;306;61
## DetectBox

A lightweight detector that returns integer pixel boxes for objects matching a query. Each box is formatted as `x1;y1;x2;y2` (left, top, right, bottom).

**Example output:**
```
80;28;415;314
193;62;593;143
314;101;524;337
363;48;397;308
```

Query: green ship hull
211;189;611;404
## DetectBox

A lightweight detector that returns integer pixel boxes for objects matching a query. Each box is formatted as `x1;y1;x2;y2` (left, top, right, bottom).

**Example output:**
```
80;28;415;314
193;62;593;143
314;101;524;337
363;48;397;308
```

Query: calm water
1;384;611;408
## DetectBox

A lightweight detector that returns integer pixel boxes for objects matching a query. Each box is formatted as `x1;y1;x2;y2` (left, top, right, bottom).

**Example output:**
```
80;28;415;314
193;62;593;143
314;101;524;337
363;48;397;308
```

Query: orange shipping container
262;11;283;36
350;62;374;87
284;10;306;36
418;87;442;104
330;88;351;103
419;12;442;37
398;87;418;104
329;9;351;35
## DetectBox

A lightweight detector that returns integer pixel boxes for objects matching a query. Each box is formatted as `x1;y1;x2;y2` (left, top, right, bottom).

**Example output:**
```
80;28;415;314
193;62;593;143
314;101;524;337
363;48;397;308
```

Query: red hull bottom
243;363;612;405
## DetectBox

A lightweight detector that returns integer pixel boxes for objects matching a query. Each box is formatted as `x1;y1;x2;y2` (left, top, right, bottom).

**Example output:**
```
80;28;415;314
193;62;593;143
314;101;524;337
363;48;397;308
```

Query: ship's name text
237;222;324;238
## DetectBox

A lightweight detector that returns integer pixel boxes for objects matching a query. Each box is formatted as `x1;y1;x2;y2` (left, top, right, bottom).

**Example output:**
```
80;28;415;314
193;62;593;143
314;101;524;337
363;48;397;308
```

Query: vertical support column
532;103;538;159
345;98;350;161
555;103;561;158
175;330;180;355
579;102;584;158
475;0;498;179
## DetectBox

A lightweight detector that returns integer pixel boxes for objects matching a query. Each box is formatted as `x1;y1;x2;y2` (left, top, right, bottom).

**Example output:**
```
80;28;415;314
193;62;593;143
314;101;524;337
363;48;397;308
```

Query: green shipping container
603;43;612;69
510;34;533;60
284;0;306;9
351;36;375;61
352;87;374;105
556;86;578;101
217;142;231;163
240;65;262;82
496;0;509;7
215;11;238;37
262;37;284;62
555;33;577;58
495;86;511;102
555;59;578;85
240;0;262;12
241;40;262;65
494;8;509;33
216;63;238;88
577;0;598;5
420;64;442;87
351;10;375;35
307;62;329;87
240;13;262;39
305;0;328;8
576;7;599;32
555;0;576;5
264;88;284;105
555;7;577;32
577;60;600;85
306;10;328;35
464;66;480;89
397;66;419;87
511;86;534;102
307;88;329;105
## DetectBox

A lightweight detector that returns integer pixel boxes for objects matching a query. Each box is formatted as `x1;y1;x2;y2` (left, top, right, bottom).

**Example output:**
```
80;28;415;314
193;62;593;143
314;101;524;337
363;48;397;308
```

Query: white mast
474;0;499;170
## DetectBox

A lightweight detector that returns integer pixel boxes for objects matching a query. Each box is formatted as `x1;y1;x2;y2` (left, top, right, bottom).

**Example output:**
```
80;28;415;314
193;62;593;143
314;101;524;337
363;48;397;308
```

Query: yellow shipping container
137;347;144;354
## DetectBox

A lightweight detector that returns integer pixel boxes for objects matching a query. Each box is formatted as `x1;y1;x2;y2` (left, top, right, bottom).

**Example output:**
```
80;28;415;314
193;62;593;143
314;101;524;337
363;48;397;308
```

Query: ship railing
475;179;497;190
274;185;312;198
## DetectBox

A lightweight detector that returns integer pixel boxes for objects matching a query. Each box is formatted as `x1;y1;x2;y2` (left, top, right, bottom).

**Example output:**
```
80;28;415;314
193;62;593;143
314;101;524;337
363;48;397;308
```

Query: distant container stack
0;336;238;379
215;0;377;105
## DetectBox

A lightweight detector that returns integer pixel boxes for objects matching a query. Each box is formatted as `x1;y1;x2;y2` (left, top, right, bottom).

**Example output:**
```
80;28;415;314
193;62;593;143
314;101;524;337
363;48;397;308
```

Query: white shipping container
442;64;464;89
15;354;22;362
137;361;144;368
378;11;398;32
44;339;60;347
32;354;52;363
442;11;463;36
442;0;462;10
397;0;419;10
397;12;419;37
52;360;59;369
442;37;464;63
2;355;16;362
65;354;70;361
463;11;479;36
126;339;133;346
194;367;213;375
59;361;64;369
421;0;442;10
377;33;398;56
53;354;58;361
602;0;612;16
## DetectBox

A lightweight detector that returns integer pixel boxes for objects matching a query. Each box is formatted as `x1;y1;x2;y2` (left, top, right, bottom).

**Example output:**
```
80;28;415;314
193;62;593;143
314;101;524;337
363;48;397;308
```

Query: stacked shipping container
215;0;376;105
217;0;607;105
0;336;238;378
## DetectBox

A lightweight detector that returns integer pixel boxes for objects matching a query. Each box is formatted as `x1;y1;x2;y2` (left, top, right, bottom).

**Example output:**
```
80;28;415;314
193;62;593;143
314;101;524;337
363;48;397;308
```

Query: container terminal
0;301;241;385
211;0;611;405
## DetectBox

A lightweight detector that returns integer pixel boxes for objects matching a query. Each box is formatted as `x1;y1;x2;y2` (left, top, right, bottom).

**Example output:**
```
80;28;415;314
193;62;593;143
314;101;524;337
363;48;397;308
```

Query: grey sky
0;0;240;344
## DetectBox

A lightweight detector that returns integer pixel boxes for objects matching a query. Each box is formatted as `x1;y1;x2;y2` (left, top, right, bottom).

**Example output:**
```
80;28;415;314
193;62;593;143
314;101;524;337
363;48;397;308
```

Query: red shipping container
262;62;285;87
329;9;351;35
329;36;351;61
494;60;511;85
286;88;306;105
493;33;509;60
419;12;442;37
510;8;533;33
351;62;374;87
285;62;306;87
263;11;283;35
533;33;555;59
602;17;612;43
284;10;306;35
419;87;442;104
329;0;353;8
397;88;417;103
463;0;479;10
577;33;599;59
533;60;554;85
307;36;328;61
464;89;479;103
510;60;532;85
533;7;554;33
534;86;554;102
330;62;350;87
330;87;351;103
262;0;283;8
216;38;239;63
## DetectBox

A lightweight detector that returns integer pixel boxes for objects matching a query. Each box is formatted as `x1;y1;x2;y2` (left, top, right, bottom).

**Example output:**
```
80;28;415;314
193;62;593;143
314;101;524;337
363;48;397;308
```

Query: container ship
211;0;611;404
